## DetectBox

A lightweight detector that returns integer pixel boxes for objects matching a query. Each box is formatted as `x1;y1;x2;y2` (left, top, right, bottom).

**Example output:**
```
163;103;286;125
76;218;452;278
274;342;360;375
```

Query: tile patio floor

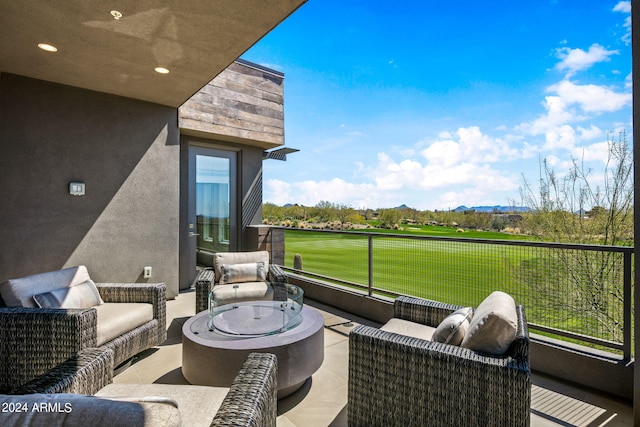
113;290;633;426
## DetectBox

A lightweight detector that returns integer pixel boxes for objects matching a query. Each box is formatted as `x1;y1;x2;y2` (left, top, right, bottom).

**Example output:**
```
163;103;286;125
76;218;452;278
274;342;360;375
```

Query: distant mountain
273;202;529;213
453;205;530;213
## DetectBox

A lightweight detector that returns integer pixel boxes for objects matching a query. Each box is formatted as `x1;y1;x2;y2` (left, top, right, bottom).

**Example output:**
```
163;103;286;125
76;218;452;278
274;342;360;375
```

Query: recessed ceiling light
155;67;170;74
110;10;123;20
38;43;58;52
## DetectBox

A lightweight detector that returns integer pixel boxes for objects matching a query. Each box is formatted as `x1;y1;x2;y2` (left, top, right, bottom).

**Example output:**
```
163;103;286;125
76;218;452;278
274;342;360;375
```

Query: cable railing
274;227;634;360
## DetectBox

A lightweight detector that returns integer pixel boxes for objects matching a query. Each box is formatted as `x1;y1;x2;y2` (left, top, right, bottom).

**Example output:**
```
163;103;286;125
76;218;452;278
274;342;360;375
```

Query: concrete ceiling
0;1;306;107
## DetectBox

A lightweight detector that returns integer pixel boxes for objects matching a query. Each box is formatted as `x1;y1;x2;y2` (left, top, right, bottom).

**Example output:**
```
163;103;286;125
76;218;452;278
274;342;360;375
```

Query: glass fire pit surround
208;282;304;337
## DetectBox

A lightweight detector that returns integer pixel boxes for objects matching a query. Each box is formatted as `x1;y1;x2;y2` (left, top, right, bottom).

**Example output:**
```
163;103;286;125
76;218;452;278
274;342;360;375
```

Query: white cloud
266;130;522;210
571;140;610;163
544;155;561;167
517;79;630;151
613;1;631;13
373;153;424;190
555;44;618;78
421;139;461;167
543;124;576;151
422;126;519;166
264;178;377;207
577;124;603;141
548;80;631;113
370;139;519;195
263;179;294;206
613;2;631;44
517;95;574;136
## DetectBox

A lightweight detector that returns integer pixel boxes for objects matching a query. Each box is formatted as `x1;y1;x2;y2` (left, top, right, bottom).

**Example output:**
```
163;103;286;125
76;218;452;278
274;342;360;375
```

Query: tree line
263;201;521;232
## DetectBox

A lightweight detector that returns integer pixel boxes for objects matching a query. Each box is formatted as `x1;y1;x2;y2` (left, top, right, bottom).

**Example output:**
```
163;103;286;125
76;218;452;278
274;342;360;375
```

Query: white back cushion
0;265;91;307
460;291;517;355
432;307;474;346
32;279;104;309
213;251;270;283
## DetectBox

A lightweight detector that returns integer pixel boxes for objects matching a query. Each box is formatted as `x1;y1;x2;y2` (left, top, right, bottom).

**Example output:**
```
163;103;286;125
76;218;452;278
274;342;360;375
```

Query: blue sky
243;1;632;211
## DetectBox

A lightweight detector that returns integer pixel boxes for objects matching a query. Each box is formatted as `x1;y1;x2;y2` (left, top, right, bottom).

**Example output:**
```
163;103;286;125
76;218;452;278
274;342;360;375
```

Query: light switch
69;182;85;196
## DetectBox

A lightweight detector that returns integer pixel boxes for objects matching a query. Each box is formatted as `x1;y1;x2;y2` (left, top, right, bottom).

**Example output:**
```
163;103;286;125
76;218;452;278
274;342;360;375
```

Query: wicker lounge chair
0;266;167;393
4;348;278;427
348;296;531;427
194;250;288;313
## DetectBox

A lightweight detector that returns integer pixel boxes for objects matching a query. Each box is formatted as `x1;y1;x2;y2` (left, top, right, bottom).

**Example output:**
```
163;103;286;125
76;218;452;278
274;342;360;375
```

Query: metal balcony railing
274;227;634;360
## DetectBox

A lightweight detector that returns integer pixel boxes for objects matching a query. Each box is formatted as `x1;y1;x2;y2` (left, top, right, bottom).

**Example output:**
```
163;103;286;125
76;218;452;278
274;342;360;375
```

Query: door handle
188;232;200;237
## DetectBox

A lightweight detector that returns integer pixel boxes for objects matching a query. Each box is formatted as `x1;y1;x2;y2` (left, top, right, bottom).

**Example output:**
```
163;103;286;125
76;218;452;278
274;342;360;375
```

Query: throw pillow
33;279;104;309
460;291;518;355
219;262;266;285
432;307;474;345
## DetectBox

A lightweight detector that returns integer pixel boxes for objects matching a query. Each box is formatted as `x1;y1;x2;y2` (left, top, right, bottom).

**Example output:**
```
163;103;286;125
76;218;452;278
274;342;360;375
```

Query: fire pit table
182;282;324;398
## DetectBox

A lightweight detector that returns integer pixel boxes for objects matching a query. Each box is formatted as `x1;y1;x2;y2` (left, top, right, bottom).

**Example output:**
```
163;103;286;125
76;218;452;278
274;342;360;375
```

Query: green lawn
284;228;533;307
283;227;627;351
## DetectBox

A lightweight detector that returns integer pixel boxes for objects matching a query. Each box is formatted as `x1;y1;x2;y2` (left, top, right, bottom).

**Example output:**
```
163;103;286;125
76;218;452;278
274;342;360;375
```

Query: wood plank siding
179;60;285;149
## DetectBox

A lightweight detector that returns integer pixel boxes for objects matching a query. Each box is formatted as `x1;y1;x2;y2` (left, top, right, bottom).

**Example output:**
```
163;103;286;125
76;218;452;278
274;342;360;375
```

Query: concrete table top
182;305;325;398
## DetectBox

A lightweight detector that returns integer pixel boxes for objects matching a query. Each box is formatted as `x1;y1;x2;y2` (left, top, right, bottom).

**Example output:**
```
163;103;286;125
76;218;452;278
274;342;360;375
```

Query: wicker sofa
0;265;167;393
194;251;288;314
3;348;278;427
348;294;531;427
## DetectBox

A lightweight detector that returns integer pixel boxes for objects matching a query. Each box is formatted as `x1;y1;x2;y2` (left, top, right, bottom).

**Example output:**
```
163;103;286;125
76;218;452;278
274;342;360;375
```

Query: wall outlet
143;266;152;279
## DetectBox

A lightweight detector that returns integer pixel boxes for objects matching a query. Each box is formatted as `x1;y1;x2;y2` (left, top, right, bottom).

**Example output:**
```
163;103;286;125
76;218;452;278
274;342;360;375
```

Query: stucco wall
0;74;180;298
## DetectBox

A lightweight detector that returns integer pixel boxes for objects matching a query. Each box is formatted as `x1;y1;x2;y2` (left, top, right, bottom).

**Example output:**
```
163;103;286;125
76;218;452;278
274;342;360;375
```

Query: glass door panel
196;155;230;252
188;147;237;268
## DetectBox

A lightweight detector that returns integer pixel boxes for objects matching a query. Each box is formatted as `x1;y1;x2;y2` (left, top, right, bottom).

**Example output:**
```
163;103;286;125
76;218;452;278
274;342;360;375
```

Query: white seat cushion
95;303;154;346
381;318;437;341
96;383;230;427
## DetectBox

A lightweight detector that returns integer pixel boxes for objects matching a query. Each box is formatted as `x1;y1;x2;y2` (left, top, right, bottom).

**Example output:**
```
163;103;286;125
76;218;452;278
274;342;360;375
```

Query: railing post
270;227;285;266
254;225;285;266
368;234;373;297
623;250;632;361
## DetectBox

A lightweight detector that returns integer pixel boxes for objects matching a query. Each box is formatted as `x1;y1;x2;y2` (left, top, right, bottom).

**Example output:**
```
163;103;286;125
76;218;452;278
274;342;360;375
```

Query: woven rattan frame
348;296;531;427
212;352;278;427
0;282;166;392
10;347;114;395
